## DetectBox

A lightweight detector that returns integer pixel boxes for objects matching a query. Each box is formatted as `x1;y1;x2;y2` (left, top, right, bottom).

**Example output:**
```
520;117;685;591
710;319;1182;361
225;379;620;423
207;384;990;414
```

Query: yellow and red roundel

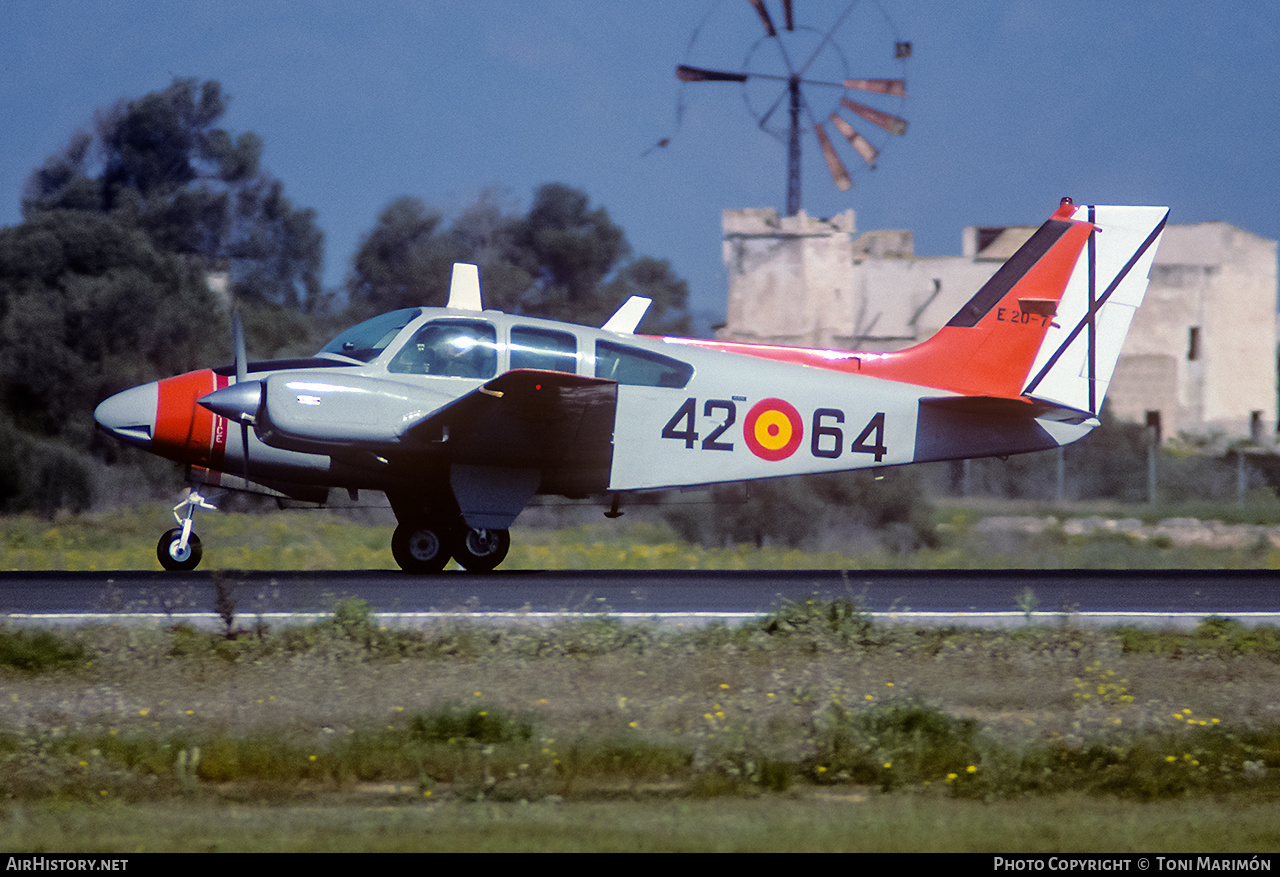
744;398;803;461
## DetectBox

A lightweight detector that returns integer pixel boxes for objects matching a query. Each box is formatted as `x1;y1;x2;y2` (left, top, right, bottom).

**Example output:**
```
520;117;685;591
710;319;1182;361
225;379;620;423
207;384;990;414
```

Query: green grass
933;492;1280;527
1;603;1279;850
4;503;1280;849
2;795;1279;852
0;629;87;672
5;502;1280;571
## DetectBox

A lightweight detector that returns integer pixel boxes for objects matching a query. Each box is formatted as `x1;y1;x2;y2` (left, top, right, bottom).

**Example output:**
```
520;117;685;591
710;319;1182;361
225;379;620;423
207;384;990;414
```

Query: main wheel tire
391;522;450;573
157;528;202;572
452;527;511;572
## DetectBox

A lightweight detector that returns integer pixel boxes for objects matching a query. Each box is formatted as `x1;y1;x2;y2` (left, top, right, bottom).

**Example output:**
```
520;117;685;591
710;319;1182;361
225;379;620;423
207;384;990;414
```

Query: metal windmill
676;0;910;216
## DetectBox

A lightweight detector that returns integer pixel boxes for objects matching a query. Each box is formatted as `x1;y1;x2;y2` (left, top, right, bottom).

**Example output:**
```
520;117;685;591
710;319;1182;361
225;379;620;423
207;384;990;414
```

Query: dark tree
346;184;690;334
0;79;326;512
513;183;629;310
0;210;224;445
22;78;322;310
346;196;456;316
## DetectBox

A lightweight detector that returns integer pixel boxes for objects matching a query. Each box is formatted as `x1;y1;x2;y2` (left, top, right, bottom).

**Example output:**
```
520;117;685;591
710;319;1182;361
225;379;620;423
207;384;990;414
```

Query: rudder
1021;205;1169;416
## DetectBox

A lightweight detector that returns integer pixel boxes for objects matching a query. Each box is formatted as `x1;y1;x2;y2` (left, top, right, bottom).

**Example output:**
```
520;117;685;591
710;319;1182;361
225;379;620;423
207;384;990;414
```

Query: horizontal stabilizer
918;394;1094;424
913;395;1096;464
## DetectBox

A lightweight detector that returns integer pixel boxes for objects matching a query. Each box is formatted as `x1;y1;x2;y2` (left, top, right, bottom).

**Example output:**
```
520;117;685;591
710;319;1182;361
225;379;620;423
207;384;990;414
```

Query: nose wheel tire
157;528;202;572
391;522;450;573
452;527;511;572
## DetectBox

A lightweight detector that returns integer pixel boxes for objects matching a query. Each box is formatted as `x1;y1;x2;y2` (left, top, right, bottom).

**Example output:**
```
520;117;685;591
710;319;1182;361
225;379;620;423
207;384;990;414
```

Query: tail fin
862;200;1167;416
1020;204;1168;416
906;202;1168;465
862;199;1095;396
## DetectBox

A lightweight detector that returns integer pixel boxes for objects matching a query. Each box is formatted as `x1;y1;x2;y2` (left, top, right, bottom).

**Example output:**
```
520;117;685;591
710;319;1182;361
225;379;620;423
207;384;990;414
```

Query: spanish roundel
744;398;803;461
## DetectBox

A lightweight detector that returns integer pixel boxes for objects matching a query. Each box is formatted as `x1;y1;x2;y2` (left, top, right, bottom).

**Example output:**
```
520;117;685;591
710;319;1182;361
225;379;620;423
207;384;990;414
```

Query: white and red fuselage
94;201;1168;571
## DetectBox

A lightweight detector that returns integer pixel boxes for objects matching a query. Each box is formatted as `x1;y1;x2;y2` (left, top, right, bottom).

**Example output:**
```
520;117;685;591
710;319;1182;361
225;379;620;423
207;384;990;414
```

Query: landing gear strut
157;489;216;571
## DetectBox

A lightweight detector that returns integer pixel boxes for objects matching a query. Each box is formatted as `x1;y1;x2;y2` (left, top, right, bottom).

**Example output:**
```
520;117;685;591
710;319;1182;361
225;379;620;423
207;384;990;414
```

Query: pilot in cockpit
389;322;494;379
433;327;487;378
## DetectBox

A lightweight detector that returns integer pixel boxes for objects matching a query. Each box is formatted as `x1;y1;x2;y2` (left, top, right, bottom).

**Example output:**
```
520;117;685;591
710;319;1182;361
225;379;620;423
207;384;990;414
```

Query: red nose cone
152;369;230;466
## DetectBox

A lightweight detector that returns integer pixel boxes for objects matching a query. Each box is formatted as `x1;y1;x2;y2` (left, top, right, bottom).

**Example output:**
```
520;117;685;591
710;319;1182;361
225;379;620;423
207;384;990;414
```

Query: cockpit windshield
317;308;421;362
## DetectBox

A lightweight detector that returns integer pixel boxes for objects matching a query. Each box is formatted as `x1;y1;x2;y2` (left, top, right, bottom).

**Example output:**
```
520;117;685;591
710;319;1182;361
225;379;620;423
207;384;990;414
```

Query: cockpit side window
318;308;421;363
511;326;578;374
388;320;498;378
594;340;693;388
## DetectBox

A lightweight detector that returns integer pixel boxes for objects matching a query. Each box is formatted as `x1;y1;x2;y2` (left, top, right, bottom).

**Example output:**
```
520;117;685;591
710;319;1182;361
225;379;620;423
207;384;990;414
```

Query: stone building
719;207;1278;446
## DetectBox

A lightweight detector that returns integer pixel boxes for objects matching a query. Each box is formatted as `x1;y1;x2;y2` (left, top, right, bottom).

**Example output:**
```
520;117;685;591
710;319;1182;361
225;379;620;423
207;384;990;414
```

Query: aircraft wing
401;369;619;497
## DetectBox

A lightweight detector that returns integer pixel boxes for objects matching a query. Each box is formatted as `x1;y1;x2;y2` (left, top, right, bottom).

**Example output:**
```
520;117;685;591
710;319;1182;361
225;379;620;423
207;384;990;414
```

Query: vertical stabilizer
856;202;1096;397
1021;205;1168;415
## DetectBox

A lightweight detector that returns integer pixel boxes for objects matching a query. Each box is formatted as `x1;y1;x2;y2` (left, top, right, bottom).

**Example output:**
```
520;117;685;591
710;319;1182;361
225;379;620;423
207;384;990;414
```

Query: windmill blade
748;0;778;37
841;97;908;136
830;113;879;167
677;64;749;83
843;78;907;98
783;0;795;31
814;123;853;191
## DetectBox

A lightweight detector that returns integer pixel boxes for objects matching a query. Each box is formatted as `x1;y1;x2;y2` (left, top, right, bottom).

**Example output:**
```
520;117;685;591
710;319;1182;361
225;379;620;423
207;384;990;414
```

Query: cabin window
319;308;421;362
511;326;578;374
388;320;498;378
594;340;693;388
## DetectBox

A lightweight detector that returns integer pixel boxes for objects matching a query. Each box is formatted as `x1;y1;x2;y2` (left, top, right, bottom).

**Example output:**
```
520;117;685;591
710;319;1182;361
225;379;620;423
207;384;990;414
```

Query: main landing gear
390;520;510;574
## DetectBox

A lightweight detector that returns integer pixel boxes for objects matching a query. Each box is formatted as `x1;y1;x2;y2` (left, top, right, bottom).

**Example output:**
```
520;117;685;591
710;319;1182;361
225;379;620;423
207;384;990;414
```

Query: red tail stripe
668;214;1094;399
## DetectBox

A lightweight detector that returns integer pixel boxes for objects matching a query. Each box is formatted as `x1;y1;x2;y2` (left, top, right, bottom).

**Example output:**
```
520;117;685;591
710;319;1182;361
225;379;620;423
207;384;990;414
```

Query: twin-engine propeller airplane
94;199;1167;573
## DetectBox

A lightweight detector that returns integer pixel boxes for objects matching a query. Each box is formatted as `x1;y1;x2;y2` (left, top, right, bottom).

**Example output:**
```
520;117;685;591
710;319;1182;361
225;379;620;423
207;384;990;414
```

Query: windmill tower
677;0;910;216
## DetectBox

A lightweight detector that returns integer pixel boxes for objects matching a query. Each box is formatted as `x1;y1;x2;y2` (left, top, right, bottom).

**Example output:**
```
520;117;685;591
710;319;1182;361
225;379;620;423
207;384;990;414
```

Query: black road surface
1;569;1276;618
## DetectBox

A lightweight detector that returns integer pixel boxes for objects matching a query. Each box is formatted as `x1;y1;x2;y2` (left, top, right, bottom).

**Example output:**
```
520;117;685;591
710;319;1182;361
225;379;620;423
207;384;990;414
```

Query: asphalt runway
2;569;1278;627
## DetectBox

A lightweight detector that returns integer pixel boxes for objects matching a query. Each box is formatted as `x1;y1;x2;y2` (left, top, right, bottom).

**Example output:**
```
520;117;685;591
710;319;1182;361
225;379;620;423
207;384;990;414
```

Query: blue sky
4;1;1278;329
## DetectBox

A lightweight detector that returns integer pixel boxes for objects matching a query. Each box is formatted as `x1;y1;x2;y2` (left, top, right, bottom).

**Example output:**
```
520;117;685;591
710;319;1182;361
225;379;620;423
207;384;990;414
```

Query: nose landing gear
153;487;515;574
157;527;203;571
157;489;217;571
